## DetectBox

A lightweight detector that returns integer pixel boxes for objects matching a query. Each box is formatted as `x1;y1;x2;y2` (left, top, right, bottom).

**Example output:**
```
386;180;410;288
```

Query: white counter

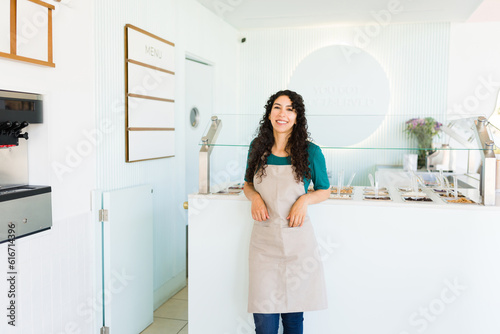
188;191;500;334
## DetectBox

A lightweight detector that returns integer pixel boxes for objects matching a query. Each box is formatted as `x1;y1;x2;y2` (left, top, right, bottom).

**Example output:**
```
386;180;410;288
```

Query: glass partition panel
200;114;494;189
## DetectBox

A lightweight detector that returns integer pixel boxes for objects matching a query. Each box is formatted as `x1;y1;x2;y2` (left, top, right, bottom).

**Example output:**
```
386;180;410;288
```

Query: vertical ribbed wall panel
95;0;176;191
94;0;184;293
7;214;94;333
239;23;450;186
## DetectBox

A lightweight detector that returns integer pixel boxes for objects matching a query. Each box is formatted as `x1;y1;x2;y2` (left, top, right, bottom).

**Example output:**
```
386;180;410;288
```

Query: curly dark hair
245;90;311;184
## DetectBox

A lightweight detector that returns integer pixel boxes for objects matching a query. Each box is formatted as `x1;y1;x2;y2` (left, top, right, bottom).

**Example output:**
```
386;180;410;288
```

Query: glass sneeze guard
196;114;497;205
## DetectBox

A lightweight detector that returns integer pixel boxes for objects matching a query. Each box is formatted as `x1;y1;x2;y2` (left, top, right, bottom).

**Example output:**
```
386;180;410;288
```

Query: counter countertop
189;186;500;211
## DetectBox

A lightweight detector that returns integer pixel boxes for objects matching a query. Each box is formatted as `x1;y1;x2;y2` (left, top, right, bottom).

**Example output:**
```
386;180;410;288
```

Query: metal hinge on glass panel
199;116;222;194
100;326;109;334
99;209;108;222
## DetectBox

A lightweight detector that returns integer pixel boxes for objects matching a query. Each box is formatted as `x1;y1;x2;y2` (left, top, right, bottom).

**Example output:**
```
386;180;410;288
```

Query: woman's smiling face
268;95;297;136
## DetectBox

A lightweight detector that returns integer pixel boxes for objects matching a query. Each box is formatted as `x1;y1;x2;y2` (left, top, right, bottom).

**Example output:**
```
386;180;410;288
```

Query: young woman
243;90;330;334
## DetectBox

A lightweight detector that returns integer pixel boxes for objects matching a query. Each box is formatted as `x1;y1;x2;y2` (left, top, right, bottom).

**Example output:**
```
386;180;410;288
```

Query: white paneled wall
237;23;451;185
95;0;240;310
0;214;94;334
0;0;97;332
94;0;185;310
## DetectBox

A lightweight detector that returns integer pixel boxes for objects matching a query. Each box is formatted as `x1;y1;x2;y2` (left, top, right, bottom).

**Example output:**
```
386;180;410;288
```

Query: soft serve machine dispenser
0;90;52;243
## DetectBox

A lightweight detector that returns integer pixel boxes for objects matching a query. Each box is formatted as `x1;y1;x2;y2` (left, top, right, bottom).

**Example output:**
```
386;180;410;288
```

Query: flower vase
417;152;426;169
417;139;433;169
405;118;442;169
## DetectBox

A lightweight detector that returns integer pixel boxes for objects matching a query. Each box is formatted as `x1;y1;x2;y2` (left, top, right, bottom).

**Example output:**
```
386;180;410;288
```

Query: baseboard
154;270;187;310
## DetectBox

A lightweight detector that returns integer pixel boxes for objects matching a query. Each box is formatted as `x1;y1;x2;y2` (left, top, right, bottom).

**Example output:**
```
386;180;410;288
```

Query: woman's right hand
251;194;269;221
244;182;269;221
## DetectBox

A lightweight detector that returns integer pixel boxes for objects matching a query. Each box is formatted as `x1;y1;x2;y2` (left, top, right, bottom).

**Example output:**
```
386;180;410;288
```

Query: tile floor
141;285;188;334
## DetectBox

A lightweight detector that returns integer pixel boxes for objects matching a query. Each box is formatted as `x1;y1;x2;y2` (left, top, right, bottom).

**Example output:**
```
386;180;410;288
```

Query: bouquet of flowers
405;117;442;168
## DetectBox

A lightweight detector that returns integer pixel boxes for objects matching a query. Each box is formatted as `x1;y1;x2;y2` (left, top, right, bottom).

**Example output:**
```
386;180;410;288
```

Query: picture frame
0;0;55;67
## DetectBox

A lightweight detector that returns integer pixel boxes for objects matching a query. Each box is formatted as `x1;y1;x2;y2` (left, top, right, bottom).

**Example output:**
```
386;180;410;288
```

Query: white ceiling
195;0;486;30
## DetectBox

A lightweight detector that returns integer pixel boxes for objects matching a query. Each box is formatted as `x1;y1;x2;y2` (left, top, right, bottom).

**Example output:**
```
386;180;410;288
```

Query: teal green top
244;141;330;193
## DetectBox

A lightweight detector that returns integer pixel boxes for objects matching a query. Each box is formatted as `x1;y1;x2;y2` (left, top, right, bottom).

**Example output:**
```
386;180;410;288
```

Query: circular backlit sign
288;45;390;146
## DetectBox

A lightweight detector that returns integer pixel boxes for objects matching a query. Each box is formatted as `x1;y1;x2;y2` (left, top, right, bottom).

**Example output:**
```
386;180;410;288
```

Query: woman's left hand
287;195;308;227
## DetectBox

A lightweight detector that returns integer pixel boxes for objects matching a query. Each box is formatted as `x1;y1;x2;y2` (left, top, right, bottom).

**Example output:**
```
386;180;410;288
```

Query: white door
101;185;154;334
185;58;214;197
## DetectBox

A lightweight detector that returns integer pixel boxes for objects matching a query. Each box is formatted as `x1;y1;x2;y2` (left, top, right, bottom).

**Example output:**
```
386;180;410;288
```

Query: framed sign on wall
124;24;175;162
0;0;55;67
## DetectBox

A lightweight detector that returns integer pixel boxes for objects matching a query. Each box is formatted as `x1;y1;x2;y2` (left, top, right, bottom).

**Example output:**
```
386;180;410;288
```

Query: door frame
184;52;215;278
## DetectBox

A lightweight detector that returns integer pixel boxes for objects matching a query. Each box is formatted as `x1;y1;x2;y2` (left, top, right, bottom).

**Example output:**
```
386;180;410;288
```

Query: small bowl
330;187;353;194
398;187;423;192
444;197;477;204
402;196;433;202
363;195;392;201
363;191;389;196
329;194;353;200
364;187;388;192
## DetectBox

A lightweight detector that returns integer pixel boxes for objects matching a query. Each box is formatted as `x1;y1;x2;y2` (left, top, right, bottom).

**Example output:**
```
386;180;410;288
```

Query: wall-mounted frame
124;24;175;162
0;0;55;67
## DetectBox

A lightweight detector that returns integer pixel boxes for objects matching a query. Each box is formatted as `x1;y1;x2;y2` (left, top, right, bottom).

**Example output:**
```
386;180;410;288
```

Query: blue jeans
253;312;304;334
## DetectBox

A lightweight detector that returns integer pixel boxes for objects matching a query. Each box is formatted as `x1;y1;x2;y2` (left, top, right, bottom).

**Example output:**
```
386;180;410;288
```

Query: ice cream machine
0;90;52;244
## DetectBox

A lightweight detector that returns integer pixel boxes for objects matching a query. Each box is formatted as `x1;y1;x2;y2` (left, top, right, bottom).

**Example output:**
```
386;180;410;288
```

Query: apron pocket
254;220;271;227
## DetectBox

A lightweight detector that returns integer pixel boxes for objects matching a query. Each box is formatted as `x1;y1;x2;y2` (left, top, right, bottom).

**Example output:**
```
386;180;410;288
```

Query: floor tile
178;324;188;334
154;298;188;320
141;317;187;334
172;286;188;300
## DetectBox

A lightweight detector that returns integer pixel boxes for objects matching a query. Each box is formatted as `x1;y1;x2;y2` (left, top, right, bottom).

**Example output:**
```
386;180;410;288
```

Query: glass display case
195;113;498;205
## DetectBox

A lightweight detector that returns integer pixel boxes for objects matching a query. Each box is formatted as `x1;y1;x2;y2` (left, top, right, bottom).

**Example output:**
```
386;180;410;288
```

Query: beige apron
248;164;328;314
